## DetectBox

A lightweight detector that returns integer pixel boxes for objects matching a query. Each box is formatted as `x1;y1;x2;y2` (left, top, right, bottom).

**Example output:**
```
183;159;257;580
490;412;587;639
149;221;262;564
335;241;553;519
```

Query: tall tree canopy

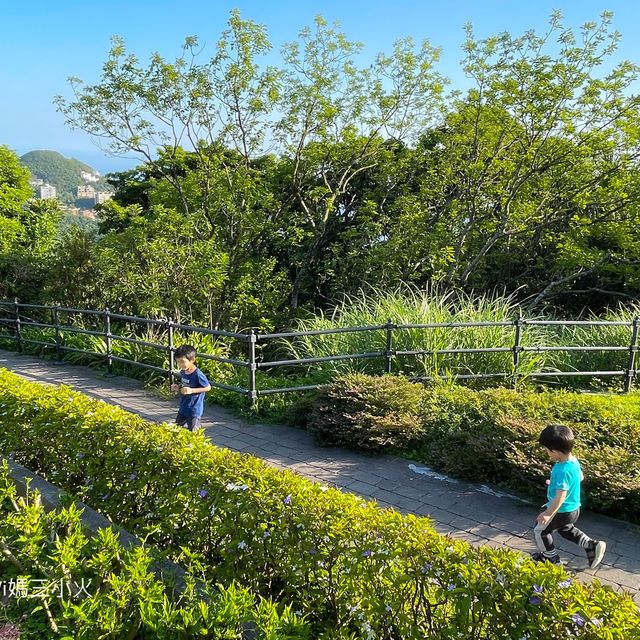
0;146;62;300
46;10;640;326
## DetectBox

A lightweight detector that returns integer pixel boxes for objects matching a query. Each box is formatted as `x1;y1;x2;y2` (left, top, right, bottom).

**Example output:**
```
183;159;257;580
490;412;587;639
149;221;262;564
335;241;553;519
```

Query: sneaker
586;541;606;569
531;551;562;565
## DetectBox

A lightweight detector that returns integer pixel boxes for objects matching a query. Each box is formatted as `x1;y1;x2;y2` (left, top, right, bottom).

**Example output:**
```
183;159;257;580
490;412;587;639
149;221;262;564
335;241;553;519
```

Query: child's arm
536;489;567;526
179;384;211;395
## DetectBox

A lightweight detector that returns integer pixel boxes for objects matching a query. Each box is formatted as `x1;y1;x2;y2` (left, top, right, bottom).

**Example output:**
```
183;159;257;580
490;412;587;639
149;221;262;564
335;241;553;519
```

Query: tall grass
278;288;640;390
546;303;640;385
0;323;240;388
2;293;638;411
280;288;549;382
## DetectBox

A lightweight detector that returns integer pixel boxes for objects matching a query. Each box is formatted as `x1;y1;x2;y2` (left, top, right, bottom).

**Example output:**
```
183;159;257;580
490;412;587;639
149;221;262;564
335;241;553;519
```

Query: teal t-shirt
547;456;582;513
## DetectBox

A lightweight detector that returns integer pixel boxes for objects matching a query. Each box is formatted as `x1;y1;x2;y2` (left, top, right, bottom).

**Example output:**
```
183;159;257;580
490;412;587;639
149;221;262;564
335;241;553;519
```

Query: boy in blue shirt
532;424;606;568
170;344;211;432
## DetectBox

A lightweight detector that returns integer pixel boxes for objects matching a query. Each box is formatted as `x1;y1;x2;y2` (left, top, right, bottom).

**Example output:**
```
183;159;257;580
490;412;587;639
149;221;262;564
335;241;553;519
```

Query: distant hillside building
95;191;113;204
80;170;100;182
30;177;44;188
38;184;57;199
77;185;96;198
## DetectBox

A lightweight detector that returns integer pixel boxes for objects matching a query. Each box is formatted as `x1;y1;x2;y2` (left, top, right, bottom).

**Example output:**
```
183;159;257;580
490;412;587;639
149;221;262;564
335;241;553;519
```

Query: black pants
534;508;593;554
175;413;202;432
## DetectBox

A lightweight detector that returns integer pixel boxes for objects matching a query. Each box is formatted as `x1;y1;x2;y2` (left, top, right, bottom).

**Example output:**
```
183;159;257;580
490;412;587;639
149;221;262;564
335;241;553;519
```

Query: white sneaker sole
590;541;606;569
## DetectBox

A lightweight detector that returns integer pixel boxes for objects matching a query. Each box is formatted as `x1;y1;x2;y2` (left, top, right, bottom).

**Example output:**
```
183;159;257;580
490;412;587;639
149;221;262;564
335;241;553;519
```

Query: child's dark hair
538;424;574;454
175;345;197;361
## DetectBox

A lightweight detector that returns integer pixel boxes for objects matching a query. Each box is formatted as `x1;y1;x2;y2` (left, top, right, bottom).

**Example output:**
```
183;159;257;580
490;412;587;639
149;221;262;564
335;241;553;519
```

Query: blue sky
2;0;639;173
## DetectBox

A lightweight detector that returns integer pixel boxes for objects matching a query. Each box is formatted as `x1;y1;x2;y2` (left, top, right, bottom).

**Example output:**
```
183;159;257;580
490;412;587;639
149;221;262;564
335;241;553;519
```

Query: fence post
624;316;640;393
167;317;175;390
14;298;22;353
104;308;113;375
512;315;523;387
385;318;395;374
52;306;62;362
248;330;258;407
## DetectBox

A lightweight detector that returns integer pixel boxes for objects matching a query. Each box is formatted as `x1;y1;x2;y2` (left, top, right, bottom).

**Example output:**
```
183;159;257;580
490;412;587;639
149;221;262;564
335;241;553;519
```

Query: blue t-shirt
547;456;582;513
177;367;210;417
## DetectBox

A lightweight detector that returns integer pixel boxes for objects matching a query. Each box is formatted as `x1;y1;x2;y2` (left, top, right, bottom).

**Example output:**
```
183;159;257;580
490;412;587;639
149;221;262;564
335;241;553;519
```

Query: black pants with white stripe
534;508;593;555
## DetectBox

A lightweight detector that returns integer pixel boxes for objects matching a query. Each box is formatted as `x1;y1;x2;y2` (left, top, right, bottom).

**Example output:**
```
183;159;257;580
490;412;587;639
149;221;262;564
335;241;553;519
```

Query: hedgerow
0;462;310;639
307;374;640;522
1;368;639;638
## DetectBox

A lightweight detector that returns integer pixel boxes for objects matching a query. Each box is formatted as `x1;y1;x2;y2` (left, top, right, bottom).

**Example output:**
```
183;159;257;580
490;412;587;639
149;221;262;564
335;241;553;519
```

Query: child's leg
175;413;188;428
533;521;558;555
556;509;606;568
556;521;592;548
532;511;577;561
186;416;202;432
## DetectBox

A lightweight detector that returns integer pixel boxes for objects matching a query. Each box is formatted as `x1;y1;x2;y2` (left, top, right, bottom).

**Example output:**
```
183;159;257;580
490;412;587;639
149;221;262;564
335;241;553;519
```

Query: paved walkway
1;350;639;602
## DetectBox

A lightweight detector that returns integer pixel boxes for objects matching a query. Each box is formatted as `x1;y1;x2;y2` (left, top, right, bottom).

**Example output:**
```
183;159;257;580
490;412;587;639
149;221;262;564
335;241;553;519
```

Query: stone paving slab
1;350;639;602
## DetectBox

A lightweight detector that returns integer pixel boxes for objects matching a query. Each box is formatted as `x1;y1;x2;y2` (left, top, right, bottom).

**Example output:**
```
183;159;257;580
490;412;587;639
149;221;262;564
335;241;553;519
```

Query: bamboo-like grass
280;287;551;383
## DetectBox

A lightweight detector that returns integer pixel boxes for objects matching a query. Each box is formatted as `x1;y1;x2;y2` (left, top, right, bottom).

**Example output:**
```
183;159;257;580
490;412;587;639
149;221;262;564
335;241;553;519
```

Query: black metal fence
0;300;638;404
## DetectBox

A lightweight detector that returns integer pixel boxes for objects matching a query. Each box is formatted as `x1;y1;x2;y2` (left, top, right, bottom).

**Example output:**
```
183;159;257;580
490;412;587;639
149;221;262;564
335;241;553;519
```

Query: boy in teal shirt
532;424;606;568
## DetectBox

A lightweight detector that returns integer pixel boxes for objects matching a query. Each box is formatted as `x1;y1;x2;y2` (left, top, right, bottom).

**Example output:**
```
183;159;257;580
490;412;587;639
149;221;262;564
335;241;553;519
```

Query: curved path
1;350;638;603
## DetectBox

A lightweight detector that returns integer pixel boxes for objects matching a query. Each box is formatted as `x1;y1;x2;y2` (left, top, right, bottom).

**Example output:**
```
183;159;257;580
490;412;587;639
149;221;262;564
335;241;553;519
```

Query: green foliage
0;320;238;392
0;462;311;639
0;146;32;217
544;302;640;382
278;288;640;392
1;369;639;638
38;11;640;321
283;287;548;381
368;13;640;311
0;147;63;301
308;374;640;521
309;373;424;450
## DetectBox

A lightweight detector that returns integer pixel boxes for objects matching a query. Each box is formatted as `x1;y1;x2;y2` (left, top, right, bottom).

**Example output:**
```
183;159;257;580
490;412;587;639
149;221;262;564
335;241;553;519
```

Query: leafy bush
0;462;310;640
1;369;639;638
308;375;640;522
308;373;424;450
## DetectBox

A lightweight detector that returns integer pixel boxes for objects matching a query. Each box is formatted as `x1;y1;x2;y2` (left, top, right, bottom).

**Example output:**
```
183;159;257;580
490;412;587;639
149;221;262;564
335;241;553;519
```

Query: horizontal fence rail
0;300;638;405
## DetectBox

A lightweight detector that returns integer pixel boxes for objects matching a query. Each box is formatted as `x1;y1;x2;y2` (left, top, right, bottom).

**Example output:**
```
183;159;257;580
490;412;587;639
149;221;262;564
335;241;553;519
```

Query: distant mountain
20;150;111;205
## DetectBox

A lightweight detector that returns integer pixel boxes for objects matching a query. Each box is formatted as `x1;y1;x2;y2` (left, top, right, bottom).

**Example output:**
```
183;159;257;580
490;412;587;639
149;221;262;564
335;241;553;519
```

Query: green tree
0;147;63;300
0;145;32;217
370;12;640;310
274;17;445;308
445;14;639;297
55;11;287;327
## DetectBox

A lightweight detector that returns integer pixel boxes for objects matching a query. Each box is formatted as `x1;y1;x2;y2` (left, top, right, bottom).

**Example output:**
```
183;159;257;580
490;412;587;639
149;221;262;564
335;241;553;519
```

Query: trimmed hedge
0;462;309;639
307;374;640;523
1;369;639;639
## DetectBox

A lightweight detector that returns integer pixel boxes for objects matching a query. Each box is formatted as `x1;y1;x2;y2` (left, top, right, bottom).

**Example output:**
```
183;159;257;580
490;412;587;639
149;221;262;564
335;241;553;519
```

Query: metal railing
0;300;638;404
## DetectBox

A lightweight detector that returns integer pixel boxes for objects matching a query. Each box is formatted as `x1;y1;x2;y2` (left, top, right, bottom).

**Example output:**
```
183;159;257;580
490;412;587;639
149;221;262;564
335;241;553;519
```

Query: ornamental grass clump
283;287;550;382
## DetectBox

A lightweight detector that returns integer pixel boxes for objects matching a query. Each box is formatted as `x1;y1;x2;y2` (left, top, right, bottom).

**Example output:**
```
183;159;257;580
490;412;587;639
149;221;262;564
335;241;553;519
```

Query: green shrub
0;462;310;640
308;373;424;450
308;376;640;522
1;369;640;638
